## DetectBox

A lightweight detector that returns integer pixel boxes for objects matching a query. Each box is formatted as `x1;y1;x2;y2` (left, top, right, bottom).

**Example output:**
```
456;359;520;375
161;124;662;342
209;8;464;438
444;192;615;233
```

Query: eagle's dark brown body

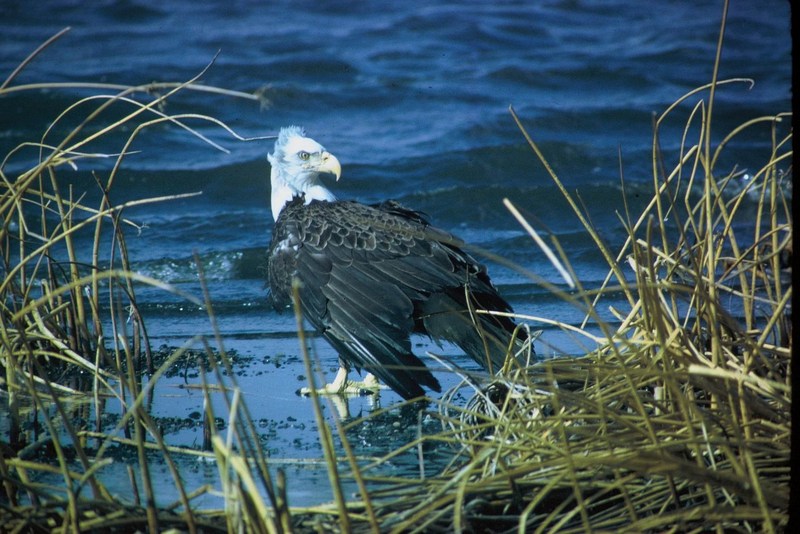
268;196;527;399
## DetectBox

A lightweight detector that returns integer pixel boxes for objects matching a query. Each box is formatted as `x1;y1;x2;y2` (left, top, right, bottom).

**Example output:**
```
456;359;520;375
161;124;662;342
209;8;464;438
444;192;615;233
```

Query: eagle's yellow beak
319;151;341;181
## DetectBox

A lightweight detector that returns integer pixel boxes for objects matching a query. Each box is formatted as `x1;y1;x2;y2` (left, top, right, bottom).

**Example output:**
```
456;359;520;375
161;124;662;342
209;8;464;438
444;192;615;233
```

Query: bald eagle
267;126;530;400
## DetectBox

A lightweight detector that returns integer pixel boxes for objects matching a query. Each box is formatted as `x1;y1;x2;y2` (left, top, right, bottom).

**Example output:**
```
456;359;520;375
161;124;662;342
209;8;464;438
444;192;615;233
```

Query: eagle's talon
297;370;384;397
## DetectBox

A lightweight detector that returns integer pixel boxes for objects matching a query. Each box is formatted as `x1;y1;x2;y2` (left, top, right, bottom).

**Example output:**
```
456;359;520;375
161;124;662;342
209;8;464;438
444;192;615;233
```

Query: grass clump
291;94;791;534
289;20;792;534
294;93;791;534
0;29;293;533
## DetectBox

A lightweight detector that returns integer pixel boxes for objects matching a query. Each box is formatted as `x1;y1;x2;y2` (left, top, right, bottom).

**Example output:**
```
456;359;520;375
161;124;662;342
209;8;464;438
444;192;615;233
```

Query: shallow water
1;0;792;508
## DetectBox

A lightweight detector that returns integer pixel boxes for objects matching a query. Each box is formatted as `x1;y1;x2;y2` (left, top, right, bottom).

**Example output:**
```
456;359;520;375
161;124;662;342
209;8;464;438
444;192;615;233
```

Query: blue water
1;0;792;508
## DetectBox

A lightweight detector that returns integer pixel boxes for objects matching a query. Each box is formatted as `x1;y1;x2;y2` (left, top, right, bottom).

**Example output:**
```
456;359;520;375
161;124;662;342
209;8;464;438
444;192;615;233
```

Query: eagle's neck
269;159;336;222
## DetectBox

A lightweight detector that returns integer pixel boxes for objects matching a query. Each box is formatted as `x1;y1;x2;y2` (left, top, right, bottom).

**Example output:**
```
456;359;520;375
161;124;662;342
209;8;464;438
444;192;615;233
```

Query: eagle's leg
299;366;386;396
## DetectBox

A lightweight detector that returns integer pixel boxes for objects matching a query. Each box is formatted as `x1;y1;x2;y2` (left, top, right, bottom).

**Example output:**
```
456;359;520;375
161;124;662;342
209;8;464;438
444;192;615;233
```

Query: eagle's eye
298;151;310;161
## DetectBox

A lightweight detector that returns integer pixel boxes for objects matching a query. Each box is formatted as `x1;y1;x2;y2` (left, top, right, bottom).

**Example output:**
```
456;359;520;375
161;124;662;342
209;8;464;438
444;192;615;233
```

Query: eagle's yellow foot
298;368;386;396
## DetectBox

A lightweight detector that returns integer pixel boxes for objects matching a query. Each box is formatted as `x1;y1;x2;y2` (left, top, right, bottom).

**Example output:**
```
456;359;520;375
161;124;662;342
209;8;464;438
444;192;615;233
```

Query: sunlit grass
292;108;791;532
1;28;284;533
289;12;792;534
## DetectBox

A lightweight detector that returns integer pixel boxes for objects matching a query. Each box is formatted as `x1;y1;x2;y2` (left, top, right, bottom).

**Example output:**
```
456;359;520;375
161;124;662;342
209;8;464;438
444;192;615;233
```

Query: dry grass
1;29;287;533
290;15;792;534
290;97;791;534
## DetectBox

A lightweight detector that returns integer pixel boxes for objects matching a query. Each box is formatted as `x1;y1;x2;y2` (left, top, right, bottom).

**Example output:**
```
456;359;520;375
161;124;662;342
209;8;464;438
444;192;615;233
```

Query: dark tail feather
421;290;532;374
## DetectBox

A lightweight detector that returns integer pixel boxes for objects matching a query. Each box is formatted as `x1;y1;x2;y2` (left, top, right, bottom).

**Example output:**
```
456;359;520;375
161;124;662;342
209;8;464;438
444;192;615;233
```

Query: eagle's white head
268;126;342;221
